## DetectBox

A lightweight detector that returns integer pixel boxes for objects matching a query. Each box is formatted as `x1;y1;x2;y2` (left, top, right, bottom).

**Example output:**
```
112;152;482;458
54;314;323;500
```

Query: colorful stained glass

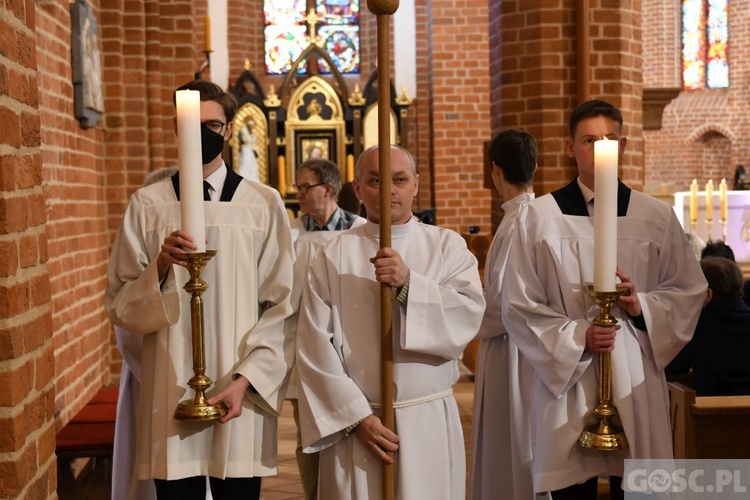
264;0;360;75
316;0;360;74
706;0;729;88
264;0;307;74
682;0;706;90
682;0;729;90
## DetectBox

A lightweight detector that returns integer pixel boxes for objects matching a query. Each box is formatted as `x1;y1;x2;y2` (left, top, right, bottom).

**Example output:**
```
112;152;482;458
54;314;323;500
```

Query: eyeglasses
202;120;226;135
293;183;326;195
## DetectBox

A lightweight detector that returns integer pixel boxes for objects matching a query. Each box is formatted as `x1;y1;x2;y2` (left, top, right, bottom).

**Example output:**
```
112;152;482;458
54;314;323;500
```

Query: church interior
1;0;749;498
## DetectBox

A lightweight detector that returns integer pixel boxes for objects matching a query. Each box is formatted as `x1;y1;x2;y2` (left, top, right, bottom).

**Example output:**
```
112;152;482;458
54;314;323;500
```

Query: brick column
0;1;56;498
489;0;643;211
427;0;491;233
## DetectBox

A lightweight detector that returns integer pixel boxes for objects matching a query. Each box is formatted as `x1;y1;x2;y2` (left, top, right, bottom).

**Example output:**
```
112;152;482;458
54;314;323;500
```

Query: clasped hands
585;268;642;353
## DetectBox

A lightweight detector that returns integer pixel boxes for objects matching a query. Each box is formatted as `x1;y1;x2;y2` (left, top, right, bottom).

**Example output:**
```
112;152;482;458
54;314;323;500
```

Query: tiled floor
259;376;476;500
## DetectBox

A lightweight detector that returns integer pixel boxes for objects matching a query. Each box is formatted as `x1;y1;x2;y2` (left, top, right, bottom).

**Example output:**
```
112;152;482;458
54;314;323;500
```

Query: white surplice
286;216;366;400
470;193;549;500
296;219;485;500
105;175;294;481
112;326;157;500
501;184;707;493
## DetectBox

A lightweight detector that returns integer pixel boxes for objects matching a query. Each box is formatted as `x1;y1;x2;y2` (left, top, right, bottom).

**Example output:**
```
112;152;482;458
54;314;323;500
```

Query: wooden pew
56;386;118;498
668;382;750;459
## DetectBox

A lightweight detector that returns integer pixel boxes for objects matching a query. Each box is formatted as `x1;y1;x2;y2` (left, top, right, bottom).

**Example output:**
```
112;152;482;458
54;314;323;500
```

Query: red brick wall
427;0;491;233
228;0;263;83
414;0;432;212
36;0;198;469
36;0;113;430
0;1;56;498
642;2;749;193
488;1;643;231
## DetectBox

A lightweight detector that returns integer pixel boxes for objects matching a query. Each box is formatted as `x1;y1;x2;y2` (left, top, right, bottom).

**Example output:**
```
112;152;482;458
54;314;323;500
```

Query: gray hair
297;158;342;198
143;166;179;187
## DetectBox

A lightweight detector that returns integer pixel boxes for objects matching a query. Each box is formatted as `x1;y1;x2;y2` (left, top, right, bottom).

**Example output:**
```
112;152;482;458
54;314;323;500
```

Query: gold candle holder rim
185;249;217;260
584;284;629;299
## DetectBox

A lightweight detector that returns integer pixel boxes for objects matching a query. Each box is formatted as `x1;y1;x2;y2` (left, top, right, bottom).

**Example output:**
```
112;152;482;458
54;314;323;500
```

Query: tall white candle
689;179;698;223
175;90;206;252
593;137;618;292
705;179;714;222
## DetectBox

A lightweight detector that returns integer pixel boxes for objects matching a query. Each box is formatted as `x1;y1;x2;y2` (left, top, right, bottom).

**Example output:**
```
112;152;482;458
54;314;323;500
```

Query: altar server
470;129;549;500
296;145;485;499
106;80;294;500
501;100;706;499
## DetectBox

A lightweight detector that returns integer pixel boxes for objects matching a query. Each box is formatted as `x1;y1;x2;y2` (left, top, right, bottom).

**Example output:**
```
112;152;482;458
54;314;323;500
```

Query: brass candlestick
705;218;713;242
174;250;229;421
578;286;629;451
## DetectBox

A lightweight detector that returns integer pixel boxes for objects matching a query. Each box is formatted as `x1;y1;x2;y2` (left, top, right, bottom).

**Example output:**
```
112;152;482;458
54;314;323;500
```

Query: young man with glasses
287;158;364;500
106;80;295;500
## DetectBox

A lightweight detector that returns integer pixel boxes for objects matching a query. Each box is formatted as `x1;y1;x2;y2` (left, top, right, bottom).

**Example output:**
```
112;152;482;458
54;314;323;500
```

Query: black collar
551;178;631;216
170;164;243;202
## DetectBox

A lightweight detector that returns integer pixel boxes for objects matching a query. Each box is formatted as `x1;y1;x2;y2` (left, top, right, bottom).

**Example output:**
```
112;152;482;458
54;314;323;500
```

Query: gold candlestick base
174;250;229;421
578;286;629;451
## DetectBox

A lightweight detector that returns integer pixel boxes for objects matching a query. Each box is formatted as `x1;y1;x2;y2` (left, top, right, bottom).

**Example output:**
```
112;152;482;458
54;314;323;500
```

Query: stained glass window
682;0;729;90
264;0;361;75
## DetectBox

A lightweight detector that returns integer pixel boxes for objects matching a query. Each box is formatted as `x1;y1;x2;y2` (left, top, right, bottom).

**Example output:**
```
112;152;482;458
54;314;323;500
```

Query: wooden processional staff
366;1;399;498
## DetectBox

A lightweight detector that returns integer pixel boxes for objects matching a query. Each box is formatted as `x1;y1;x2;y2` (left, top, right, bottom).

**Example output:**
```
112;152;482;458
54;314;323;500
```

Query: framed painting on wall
71;0;104;128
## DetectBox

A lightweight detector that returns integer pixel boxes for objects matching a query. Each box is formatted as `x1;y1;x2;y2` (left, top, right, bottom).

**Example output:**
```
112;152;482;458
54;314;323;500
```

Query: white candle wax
593;137;618;292
175;90;206;252
689;179;698;223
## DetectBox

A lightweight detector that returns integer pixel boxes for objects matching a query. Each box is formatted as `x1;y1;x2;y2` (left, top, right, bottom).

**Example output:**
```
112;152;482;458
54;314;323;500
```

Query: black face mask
201;123;225;165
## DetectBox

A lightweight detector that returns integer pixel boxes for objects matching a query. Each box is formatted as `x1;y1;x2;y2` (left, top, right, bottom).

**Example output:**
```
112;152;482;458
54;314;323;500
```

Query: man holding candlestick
501;100;707;499
106;80;295;500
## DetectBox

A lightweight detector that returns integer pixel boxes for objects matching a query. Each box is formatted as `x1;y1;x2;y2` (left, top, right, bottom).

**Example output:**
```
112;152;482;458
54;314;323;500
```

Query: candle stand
174;250;229;421
194;50;212;80
578;286;629;451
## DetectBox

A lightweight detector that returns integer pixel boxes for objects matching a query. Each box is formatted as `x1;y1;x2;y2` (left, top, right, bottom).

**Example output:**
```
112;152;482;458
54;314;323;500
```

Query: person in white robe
287;158;365;500
295;145;485;500
501;100;707;499
106;80;294;500
112;167;178;500
469;129;549;500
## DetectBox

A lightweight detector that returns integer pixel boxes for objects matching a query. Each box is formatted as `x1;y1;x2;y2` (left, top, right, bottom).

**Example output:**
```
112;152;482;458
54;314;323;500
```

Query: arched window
264;0;361;75
682;0;729;90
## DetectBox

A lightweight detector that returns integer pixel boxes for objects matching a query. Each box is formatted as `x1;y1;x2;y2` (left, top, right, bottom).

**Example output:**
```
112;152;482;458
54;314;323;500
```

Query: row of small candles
689;178;728;223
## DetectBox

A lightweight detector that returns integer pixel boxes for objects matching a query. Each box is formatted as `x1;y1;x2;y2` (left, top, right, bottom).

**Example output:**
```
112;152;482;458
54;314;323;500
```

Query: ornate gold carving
264;84;281;108
306;98;323;117
395;86;412;106
349;84;366;106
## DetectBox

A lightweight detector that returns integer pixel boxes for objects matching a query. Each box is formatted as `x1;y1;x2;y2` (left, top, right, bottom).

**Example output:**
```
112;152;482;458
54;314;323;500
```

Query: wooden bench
668;381;750;459
56;386;118;498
